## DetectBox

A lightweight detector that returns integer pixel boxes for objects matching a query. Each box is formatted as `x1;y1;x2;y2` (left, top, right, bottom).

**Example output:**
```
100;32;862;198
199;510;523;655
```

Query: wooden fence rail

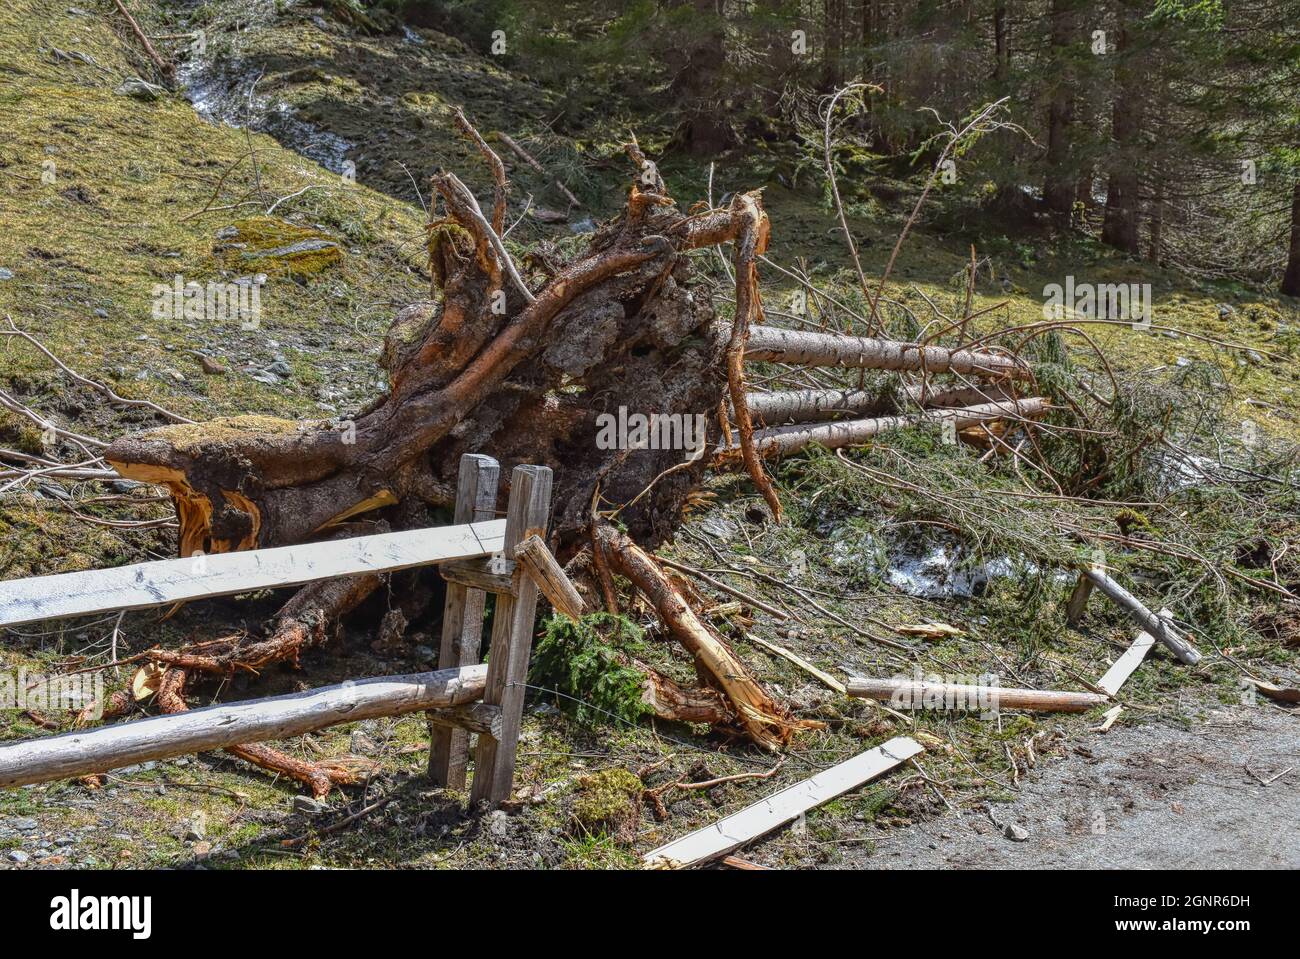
0;453;555;809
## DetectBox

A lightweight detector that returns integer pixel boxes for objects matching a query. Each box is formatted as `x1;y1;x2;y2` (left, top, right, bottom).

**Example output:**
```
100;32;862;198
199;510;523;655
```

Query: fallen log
0;664;487;789
722;397;1049;457
1079;568;1202;665
743;382;1016;426
594;521;817;751
644;736;923;868
744;327;1030;379
845;677;1107;713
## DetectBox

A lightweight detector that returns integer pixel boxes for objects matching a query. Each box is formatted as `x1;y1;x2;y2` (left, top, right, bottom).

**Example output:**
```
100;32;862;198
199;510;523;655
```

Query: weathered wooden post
429;453;500;789
469;464;553;807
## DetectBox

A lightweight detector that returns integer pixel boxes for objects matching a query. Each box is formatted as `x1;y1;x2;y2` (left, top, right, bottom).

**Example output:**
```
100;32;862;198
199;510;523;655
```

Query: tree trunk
1101;22;1143;255
992;2;1010;82
1283;181;1300;296
1042;0;1076;216
666;0;734;156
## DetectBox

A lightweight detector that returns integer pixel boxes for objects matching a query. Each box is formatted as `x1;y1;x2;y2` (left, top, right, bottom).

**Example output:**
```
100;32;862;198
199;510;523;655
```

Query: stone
292;796;326;815
1003;822;1030;842
115;78;164;101
7;850;29;864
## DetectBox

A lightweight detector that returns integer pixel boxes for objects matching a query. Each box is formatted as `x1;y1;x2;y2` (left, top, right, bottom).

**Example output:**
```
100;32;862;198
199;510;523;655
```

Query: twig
3;316;193;423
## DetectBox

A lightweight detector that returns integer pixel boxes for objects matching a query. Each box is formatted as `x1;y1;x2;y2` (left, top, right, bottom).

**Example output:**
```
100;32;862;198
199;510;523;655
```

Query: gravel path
847;703;1298;869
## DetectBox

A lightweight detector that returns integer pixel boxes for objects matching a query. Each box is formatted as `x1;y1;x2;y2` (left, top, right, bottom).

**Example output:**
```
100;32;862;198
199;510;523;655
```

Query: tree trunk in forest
666;0;735;156
1283;181;1300;296
1042;0;1076;217
1147;171;1164;263
1101;21;1143;255
992;3;1010;82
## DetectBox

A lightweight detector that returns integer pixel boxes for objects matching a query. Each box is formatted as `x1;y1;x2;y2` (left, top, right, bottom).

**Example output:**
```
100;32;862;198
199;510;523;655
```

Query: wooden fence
0;454;553;807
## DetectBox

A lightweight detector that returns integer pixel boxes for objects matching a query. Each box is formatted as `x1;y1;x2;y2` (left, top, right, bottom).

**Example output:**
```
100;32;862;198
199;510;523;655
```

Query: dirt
843;701;1299;870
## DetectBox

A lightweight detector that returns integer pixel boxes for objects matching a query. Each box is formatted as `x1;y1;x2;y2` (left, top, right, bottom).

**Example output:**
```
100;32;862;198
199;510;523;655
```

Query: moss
0;409;45;454
572;767;643;843
216;216;343;276
137;414;324;455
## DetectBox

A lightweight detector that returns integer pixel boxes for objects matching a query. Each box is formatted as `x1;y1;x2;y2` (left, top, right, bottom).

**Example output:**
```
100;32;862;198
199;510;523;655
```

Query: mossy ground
0;0;1296;871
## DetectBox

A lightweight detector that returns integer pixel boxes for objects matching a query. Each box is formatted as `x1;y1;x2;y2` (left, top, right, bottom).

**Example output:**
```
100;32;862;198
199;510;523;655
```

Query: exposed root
593;521;820;751
145;573;382;677
154;666;365;798
724;192;782;522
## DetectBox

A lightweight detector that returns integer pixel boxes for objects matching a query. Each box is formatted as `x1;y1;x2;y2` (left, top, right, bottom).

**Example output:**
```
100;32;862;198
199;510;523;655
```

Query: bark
723;397;1049;458
744;327;1031;378
1283;181;1300;297
847;678;1108;713
744;382;1015;426
1101;18;1143;255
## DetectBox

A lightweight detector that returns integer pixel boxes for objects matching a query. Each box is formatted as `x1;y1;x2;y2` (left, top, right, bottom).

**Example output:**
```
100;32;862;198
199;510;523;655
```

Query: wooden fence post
428;453;500;788
469;464;553;807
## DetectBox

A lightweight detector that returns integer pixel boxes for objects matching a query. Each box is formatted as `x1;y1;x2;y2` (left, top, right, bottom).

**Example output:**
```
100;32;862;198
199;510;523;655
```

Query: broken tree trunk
743;327;1031;379
744;382;1016;426
594;521;818;751
0;665;488;789
1079;567;1202;665
723;397;1049;458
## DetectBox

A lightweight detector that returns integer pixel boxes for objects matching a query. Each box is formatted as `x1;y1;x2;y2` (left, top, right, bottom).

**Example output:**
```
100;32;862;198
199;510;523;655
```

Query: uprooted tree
100;115;1039;790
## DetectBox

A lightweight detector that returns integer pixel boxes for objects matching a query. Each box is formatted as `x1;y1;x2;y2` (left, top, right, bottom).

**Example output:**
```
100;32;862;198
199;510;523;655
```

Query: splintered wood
643;736;923;869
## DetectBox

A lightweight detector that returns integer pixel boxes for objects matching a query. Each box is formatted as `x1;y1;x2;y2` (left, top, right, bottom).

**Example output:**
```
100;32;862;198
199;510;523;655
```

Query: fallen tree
95;118;809;769
39;113;1045;789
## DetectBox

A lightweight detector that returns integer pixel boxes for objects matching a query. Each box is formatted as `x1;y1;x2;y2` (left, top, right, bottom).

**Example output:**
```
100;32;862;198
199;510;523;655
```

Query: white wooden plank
1095;608;1169;696
0;519;506;629
644;736;923;869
